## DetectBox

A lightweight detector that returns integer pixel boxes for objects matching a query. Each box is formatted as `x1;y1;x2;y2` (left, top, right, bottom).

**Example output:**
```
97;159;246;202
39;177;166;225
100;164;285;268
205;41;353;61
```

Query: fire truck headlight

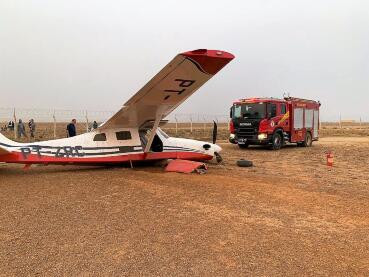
230;134;235;139
258;133;267;140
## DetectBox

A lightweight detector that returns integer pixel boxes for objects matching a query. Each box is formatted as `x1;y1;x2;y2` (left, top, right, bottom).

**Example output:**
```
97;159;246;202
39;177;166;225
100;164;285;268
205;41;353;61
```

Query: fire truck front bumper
235;133;272;145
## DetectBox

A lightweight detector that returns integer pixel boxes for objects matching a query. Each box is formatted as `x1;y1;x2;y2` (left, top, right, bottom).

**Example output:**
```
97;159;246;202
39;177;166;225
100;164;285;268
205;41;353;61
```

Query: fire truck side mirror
230;108;233;118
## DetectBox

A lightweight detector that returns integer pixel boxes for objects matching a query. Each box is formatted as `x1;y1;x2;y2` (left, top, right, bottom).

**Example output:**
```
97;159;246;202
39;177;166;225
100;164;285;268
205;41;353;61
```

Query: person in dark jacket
92;121;98;130
66;119;77;137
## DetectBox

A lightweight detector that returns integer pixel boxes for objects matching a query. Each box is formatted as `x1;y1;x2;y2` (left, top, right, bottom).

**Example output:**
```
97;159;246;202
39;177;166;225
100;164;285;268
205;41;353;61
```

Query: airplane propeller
212;121;223;163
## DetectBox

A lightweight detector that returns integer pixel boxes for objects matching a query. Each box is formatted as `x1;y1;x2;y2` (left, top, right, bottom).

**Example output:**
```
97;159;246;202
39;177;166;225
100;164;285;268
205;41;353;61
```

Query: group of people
1;119;37;138
15;119;36;138
1;121;16;132
1;118;99;139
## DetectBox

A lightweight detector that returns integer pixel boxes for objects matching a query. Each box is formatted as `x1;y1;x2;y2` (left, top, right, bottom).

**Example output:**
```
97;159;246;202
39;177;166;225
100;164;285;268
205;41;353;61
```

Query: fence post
175;115;178;135
13;108;17;139
190;115;193;134
203;116;206;134
53;110;56;139
85;110;89;132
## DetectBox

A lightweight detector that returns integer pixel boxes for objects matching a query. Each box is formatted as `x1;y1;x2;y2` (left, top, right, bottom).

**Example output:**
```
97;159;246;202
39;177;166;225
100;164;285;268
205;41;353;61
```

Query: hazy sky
0;0;368;121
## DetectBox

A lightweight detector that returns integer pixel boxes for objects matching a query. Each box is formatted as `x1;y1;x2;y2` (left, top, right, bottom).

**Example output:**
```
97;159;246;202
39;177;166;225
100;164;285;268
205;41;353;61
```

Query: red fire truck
229;96;321;150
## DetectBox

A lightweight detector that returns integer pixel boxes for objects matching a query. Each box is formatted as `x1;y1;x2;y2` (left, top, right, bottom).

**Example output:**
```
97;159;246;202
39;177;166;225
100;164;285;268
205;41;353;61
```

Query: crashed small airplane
0;49;234;167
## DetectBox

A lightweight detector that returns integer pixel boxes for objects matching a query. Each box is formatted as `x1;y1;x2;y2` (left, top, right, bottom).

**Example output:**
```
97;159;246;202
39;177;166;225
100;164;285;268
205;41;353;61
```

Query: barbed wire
0;107;229;124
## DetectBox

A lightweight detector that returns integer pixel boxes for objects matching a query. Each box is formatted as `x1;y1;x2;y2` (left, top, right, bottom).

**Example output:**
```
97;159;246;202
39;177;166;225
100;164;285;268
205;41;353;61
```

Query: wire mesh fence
1;107;368;141
0;107;115;123
0;107;230;140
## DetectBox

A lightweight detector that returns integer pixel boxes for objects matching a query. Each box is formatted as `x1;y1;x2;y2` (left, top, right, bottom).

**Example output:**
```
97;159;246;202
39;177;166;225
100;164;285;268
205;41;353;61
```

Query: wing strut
144;109;164;153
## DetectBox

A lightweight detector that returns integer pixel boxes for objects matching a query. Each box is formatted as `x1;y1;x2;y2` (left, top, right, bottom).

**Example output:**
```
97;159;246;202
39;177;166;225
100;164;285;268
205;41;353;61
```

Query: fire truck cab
229;97;321;150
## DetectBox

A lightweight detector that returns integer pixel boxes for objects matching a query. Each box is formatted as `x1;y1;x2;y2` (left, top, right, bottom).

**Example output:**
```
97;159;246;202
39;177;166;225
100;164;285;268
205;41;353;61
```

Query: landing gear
214;152;223;163
302;132;312;147
271;132;283;150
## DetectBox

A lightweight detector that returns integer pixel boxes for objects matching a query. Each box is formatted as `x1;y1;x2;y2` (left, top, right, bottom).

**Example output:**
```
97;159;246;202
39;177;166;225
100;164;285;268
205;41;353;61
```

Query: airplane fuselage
0;128;221;165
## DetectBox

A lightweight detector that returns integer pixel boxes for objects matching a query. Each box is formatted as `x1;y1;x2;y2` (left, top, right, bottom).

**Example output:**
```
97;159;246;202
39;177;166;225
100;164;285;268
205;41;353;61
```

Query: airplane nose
214;144;222;153
201;143;221;153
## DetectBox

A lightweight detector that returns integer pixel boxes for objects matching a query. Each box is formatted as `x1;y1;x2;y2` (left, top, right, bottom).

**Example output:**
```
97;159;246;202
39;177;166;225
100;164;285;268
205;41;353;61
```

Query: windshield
157;128;169;139
232;103;266;119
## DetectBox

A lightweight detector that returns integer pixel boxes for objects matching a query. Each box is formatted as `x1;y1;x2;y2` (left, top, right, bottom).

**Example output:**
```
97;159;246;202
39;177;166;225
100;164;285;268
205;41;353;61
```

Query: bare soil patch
1;137;369;275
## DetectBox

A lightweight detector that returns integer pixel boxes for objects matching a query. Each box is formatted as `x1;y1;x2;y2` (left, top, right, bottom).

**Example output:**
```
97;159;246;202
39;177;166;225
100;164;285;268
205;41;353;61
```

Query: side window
93;133;106;141
280;104;287;115
116;131;132;140
233;105;241;118
267;103;277;118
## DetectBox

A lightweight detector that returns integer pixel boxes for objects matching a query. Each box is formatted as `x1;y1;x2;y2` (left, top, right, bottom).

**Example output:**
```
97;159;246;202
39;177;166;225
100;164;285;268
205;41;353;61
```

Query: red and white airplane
0;49;234;166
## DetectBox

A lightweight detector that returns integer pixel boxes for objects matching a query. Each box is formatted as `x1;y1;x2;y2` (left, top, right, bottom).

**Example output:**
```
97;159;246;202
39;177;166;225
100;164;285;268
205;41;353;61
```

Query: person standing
8;121;14;131
17;119;27;138
28;119;36;138
66;119;77;137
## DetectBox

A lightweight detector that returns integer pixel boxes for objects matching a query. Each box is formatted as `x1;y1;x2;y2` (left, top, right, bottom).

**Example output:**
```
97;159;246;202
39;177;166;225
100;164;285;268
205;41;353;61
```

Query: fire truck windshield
232;103;266;119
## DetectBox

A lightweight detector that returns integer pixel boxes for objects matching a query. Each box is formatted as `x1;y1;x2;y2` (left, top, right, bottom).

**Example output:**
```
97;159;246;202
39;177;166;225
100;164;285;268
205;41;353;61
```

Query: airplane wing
100;49;234;129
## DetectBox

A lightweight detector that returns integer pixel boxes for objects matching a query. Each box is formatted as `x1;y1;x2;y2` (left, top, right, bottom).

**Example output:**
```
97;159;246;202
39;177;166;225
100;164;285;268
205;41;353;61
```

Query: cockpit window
157;128;169;139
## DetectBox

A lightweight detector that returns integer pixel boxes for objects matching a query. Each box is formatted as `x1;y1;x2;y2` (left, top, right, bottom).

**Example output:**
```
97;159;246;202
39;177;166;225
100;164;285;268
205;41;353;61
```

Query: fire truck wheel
237;159;253;167
303;132;313;147
238;143;249;149
271;132;283;150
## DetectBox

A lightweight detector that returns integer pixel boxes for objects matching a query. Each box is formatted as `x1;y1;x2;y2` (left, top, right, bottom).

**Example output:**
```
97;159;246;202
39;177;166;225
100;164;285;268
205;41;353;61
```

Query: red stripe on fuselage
0;151;213;165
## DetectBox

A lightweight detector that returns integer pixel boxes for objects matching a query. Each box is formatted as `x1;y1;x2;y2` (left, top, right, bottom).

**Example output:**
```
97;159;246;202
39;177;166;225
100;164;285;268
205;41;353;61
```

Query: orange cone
326;152;334;166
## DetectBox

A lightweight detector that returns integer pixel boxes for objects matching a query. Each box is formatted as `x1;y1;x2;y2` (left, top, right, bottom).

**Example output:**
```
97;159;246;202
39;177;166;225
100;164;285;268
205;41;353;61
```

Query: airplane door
92;132;107;154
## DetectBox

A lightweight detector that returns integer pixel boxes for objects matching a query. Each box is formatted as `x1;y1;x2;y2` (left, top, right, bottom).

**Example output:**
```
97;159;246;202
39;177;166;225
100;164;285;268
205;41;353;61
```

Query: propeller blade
212;121;218;144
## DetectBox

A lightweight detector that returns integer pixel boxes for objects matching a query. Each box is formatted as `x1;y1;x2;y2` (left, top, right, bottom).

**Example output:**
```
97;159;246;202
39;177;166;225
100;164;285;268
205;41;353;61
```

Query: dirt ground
1;136;369;276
